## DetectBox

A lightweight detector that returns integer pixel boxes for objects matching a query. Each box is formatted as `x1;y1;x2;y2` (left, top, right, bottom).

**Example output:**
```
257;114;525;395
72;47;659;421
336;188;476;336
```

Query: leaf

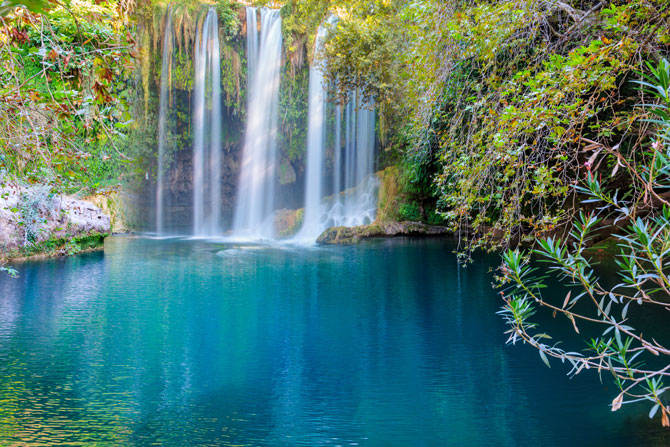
587;150;600;166
604;300;612;317
562;291;571;309
539;349;551;368
646;344;659;356
0;0;49;16
567;313;580;334
611;393;623;412
662;407;669;427
650;404;660;419
621;301;630;320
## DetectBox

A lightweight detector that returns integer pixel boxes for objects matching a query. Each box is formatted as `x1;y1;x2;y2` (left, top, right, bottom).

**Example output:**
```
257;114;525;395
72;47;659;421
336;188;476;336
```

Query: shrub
19;185;53;245
398;201;421;222
499;58;670;426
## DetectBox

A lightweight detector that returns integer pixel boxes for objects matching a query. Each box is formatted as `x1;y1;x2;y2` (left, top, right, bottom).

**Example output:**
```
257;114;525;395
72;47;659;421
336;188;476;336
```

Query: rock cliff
0;182;110;257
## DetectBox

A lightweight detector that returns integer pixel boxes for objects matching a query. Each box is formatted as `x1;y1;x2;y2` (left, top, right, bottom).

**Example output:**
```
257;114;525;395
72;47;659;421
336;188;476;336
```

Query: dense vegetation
2;0;668;237
320;0;670;251
0;0;669;426
0;0;136;193
501;57;670;426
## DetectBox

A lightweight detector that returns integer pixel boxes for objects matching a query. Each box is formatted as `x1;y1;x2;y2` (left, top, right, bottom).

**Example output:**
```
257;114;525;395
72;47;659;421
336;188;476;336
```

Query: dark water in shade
0;237;668;446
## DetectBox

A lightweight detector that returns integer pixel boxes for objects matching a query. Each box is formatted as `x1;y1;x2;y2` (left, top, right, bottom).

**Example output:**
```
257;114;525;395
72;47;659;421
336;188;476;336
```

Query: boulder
0;181;110;255
316;221;453;245
278;160;297;185
83;191;132;233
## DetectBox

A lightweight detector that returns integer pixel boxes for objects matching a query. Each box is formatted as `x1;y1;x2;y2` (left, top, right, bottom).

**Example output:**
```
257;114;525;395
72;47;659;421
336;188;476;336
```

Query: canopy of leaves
321;0;670;251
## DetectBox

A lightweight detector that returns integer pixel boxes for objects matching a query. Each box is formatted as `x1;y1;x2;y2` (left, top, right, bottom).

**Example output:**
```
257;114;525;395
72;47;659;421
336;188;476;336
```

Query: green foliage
127;0;248;193
173;50;194;91
0;0;136;193
425;207;445;226
279;0;329;62
322;0;401;108
320;0;668;249
215;0;242;41
427;0;651;251
499;58;670;427
0;266;18;277
397;201;421;221
375;165;400;222
375;164;442;224
9;231;108;258
18;184;52;245
278;61;308;165
220;41;245;111
635;58;670;144
0;0;50;16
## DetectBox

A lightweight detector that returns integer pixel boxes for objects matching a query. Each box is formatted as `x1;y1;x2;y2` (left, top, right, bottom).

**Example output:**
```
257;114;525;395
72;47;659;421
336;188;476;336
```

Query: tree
499;58;670;426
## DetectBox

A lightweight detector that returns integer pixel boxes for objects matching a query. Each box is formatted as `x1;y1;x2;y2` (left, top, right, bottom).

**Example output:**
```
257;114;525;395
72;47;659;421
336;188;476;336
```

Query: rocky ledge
316;221;453;245
1;182;111;260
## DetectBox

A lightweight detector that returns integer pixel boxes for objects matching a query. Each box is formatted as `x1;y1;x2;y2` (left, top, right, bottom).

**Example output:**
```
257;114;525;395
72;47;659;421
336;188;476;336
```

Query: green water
0;237;667;446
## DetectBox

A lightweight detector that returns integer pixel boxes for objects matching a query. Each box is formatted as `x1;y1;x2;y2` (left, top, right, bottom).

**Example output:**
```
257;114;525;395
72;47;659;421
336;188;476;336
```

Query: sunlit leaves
498;56;670;425
0;0;134;193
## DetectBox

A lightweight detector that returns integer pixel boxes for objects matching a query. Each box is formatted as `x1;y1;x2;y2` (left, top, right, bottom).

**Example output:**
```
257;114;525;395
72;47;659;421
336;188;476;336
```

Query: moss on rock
316;221;452;245
3;232;108;261
274;208;304;237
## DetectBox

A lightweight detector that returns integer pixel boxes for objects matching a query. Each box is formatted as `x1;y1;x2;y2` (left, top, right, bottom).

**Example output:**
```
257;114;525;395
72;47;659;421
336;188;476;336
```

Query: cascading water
324;91;377;228
295;21;330;241
296;20;377;242
192;8;222;236
333;103;342;198
155;9;173;234
245;7;259;87
232;7;282;239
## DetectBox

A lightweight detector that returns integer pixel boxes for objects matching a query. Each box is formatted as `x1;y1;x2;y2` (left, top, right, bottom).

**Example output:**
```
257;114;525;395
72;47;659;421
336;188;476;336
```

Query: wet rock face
278;160;296;185
83;191;136;234
316;221;453;245
0;182;110;253
274;208;303;237
160;142;241;230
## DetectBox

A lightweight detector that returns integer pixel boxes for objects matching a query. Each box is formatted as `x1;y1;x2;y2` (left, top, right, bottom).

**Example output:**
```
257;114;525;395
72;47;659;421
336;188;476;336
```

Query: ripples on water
0;237;668;446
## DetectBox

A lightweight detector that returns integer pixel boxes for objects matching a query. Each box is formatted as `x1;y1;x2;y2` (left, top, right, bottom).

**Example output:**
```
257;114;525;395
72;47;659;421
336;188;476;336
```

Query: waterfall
245;7;259;87
295;22;330;241
333;102;342;196
296;20;377;242
232;7;282;240
156;9;173;234
324;91;377;228
192;8;222;236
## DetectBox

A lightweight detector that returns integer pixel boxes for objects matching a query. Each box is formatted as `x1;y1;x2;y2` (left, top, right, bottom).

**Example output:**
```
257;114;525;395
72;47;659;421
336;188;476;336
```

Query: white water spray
232;8;283;240
325;91;377;229
295;22;330;241
296;20;377;242
192;8;222;236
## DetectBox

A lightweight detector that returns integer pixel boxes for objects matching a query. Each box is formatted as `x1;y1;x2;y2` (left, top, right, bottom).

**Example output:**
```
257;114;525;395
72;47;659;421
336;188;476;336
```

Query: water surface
0;237;667;446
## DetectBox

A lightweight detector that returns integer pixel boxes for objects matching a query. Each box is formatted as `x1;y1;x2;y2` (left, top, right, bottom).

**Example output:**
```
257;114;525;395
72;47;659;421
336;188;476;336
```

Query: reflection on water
0;237;668;446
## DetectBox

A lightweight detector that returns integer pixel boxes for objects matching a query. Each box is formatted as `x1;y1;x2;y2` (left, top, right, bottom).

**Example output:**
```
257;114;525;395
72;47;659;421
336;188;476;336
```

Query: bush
398;201;421;222
499;58;670;426
19;185;53;245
